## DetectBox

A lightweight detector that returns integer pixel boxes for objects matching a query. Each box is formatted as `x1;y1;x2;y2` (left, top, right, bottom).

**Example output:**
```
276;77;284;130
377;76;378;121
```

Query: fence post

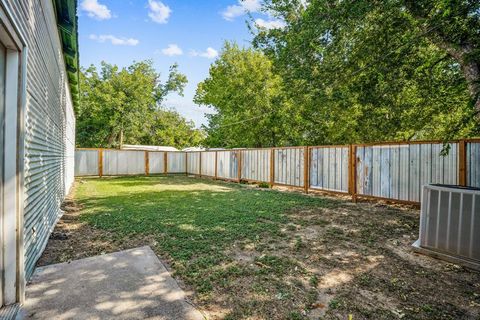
199;152;202;177
164;152;168;174
348;145;358;202
304;146;309;193
270;148;275;187
98;148;103;177
214;151;218;179
185;152;188;176
145;151;149;176
237;150;242;183
459;139;467;186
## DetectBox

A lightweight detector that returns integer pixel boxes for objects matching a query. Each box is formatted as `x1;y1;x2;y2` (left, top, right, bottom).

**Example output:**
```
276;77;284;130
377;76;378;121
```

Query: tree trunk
435;42;480;115
403;1;480;116
119;128;124;148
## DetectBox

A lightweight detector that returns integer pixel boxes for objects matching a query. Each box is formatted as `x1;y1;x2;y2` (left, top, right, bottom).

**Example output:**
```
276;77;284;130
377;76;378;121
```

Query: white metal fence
75;139;480;204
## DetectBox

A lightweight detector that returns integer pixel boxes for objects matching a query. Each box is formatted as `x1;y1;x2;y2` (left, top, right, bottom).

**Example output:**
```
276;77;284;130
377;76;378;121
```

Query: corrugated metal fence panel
148;152;165;174
310;147;349;193
187;152;200;175
467;142;480;188
201;152;216;177
356;143;458;202
103;150;145;175
217;151;238;180
75;150;99;176
167;152;186;173
7;0;75;278
241;149;270;182
274;148;305;187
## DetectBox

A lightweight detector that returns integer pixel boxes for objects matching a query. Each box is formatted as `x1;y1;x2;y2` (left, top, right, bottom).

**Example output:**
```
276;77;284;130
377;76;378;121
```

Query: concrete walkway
21;247;204;320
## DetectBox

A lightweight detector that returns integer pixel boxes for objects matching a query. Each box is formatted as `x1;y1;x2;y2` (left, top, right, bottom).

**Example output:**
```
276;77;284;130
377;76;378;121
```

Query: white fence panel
103;150;145;175
274;148;305;187
356;143;458;202
217;151;239;180
75;150;99;176
167;152;186;173
148;152;165;174
187;152;201;175
201;152;216;177
467;142;480;188
241;149;270;182
310;147;349;193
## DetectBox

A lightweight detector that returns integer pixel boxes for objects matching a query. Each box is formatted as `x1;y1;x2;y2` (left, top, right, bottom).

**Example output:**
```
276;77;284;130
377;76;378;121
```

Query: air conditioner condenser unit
413;184;480;270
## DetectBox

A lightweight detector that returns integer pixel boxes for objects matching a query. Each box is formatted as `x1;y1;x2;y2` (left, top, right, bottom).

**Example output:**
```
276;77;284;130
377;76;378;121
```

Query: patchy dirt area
38;178;480;320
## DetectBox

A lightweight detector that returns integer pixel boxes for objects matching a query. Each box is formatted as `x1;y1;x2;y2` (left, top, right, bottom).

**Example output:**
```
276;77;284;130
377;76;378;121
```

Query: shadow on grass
77;178;334;262
41;176;479;319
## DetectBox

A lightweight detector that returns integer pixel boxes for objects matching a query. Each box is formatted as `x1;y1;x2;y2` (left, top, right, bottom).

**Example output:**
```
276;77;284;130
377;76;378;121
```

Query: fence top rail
309;145;350;149
353;138;479;147
272;146;305;150
75;137;480;153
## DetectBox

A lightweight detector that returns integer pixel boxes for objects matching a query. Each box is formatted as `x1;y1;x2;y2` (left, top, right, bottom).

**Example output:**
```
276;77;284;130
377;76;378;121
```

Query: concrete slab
22;247;205;320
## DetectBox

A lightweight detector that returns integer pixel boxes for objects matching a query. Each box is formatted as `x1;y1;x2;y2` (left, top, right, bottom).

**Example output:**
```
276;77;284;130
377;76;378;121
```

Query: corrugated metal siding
187;152;200;175
5;0;76;278
103;150;145;175
310;147;349;192
201;152;216;177
167;152;186;173
274;148;304;187
356;143;458;202
74;150;99;176
217;151;238;180
64;103;75;190
148;152;165;174
467;142;480;188
240;149;270;182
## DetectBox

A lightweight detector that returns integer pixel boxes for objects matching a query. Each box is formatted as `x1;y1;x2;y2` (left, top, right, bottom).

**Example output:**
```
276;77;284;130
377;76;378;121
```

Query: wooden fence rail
75;139;480;204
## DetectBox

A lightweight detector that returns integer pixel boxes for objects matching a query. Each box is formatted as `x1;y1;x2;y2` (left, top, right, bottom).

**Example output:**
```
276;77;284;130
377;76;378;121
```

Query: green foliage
77;60;204;148
197;1;479;147
195;42;302;148
253;0;480;144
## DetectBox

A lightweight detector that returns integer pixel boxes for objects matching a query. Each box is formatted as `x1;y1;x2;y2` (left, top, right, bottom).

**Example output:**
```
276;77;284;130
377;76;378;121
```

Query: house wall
3;0;76;280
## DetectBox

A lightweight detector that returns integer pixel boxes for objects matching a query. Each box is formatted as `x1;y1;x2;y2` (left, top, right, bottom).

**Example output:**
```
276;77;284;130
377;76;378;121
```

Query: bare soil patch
38;178;480;320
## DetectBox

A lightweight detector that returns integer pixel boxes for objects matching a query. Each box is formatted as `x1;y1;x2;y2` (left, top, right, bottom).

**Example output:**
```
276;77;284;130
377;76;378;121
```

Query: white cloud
190;47;219;59
89;34;139;46
222;0;261;21
161;44;183;56
81;0;112;20
148;0;171;24
255;18;286;30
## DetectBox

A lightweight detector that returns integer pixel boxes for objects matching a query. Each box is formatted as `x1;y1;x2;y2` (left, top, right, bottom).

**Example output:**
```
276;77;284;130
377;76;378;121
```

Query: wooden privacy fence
75;139;480;204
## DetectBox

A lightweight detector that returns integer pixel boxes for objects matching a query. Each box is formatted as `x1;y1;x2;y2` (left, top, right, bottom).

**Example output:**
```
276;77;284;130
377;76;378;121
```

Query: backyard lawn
39;176;479;320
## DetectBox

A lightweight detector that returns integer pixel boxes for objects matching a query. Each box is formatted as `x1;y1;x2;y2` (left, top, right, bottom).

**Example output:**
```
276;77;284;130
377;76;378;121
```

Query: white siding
4;0;76;278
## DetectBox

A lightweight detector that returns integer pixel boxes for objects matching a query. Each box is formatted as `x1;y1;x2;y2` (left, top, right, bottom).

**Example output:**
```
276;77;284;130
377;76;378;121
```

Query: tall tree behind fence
75;139;480;204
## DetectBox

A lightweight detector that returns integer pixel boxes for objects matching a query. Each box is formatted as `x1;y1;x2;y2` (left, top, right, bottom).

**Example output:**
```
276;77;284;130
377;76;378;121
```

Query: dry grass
38;176;480;320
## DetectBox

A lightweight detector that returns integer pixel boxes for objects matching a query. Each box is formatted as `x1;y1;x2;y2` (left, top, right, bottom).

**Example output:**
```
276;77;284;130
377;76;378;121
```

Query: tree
194;42;301;148
252;0;479;143
77;60;204;148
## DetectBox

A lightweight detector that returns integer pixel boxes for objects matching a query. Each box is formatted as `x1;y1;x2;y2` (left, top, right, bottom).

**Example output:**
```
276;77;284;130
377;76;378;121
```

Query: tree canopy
195;43;301;148
77;60;204;149
197;0;479;147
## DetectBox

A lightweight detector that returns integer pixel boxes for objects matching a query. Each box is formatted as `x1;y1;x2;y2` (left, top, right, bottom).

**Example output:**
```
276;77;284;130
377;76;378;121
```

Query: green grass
76;176;334;308
68;175;476;320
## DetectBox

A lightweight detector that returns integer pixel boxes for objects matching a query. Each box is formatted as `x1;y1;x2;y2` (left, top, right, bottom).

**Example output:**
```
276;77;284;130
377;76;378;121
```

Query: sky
78;0;284;127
